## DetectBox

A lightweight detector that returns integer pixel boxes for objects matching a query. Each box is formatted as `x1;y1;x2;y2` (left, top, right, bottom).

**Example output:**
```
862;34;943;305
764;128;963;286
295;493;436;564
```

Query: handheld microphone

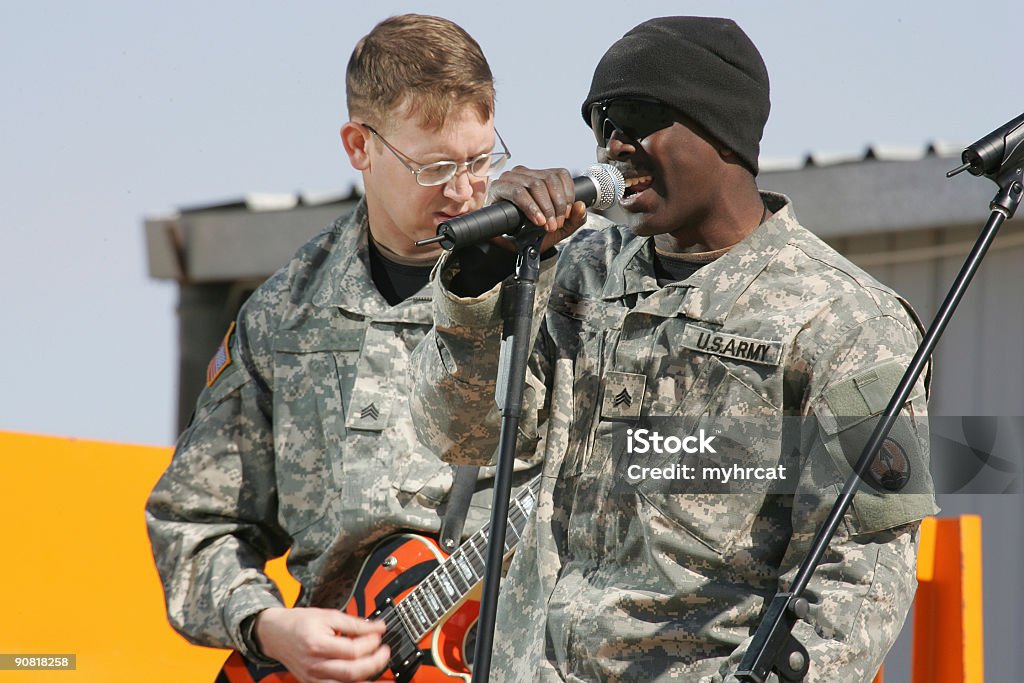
416;164;625;251
947;112;1024;179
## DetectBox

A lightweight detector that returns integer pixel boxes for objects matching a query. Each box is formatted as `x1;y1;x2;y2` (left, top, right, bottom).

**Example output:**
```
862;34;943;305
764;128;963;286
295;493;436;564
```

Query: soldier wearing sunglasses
146;15;542;683
412;15;935;682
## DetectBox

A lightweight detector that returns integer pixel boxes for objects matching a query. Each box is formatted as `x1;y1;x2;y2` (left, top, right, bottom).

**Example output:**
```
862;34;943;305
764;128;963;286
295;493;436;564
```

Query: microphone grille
584;164;625;211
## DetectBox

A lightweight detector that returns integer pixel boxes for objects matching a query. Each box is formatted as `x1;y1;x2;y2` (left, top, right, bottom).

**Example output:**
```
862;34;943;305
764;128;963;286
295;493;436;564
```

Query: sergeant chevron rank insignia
360;403;380;421
680;323;782;366
601;371;646;419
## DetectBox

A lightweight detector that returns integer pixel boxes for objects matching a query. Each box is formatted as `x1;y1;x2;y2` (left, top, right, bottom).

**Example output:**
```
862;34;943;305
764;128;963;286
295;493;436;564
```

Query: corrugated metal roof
761;140;964;172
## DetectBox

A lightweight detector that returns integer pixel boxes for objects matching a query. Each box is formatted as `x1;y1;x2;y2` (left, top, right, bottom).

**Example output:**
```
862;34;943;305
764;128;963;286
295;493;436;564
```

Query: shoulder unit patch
870;437;912;491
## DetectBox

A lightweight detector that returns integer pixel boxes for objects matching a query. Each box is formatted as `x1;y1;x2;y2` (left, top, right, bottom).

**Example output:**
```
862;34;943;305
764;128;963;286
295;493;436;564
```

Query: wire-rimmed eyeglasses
362;123;511;187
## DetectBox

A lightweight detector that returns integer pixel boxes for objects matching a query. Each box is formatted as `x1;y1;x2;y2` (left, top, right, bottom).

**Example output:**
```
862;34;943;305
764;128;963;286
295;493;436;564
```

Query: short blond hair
347;14;495;132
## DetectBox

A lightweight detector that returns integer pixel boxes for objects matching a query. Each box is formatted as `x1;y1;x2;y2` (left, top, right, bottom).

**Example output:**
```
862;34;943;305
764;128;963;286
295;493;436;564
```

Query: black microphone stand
469;225;546;683
734;115;1024;682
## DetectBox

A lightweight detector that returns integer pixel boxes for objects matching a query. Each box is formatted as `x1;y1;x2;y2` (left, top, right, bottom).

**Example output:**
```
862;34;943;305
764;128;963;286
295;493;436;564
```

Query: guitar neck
393;476;540;642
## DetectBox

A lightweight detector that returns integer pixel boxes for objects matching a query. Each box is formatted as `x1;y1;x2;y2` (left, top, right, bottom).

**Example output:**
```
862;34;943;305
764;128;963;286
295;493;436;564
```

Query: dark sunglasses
589;98;682;147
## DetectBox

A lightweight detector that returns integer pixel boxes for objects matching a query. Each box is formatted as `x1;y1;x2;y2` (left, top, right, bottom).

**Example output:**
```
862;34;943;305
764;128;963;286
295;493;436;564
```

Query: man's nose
443;166;474;202
597;132;638;164
606;130;639;158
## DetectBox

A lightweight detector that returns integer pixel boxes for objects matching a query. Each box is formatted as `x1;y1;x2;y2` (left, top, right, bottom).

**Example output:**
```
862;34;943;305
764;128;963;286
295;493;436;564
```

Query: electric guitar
216;476;540;683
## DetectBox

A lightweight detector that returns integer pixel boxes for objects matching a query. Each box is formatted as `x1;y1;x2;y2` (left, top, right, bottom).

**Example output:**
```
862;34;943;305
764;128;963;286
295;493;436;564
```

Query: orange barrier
912;515;984;683
0;431;298;682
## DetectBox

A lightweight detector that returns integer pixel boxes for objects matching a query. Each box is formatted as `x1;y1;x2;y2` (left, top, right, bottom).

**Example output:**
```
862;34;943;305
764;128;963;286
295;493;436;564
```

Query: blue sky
1;0;1019;445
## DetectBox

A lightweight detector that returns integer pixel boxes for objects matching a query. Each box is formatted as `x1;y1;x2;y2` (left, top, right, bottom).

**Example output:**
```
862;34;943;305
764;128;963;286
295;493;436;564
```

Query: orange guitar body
217;535;478;683
343;534;478;682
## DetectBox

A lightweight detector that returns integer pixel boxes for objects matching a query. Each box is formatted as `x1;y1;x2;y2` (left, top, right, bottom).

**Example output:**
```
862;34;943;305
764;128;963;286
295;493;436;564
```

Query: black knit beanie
581;16;770;175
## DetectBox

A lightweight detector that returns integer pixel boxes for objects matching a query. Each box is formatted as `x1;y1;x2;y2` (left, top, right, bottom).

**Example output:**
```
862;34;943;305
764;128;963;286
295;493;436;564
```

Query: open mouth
623;174;654;200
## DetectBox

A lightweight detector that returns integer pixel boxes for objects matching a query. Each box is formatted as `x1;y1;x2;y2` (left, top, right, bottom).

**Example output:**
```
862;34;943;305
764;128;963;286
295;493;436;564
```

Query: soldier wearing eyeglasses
146;14;536;683
411;16;937;682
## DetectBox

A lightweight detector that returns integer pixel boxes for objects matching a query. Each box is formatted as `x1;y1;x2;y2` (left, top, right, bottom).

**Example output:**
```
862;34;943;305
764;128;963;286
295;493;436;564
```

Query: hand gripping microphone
416;164;625;251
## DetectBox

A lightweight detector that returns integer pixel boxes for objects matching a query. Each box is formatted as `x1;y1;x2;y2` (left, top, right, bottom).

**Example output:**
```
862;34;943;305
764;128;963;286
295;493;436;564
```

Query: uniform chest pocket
637;356;785;555
272;329;364;532
689;354;781;417
387;425;454;508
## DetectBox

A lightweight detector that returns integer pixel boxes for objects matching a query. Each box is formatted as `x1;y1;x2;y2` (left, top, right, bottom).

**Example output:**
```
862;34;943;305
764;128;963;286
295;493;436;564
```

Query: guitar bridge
392;649;425;680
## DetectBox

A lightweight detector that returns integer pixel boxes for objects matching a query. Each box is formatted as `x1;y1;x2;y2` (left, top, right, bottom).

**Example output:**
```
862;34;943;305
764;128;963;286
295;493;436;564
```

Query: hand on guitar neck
254;607;389;683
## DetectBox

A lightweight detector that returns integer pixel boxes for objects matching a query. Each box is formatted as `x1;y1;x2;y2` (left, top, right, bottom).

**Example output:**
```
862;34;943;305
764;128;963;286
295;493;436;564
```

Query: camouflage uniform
411;193;938;682
146;199;540;662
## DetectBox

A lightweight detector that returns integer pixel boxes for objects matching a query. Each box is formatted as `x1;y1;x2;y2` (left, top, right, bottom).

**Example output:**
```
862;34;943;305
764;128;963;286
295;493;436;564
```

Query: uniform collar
601;192;798;324
601;232;660;300
312;198;433;323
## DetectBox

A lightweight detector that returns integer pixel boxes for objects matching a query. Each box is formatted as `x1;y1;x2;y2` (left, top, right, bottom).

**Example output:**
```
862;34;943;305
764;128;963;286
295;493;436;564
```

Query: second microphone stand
734;152;1024;682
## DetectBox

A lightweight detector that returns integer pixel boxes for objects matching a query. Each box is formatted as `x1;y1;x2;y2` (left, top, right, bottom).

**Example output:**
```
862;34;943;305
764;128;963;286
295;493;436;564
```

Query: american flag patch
206;322;236;387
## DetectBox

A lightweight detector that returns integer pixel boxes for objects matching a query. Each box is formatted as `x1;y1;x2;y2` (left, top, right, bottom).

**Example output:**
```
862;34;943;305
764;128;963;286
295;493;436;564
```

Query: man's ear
717;146;755;176
341;122;371;170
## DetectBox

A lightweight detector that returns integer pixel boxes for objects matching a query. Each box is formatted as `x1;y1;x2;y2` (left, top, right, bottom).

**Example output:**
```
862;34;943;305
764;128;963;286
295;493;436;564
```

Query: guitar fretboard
393;476;540;641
